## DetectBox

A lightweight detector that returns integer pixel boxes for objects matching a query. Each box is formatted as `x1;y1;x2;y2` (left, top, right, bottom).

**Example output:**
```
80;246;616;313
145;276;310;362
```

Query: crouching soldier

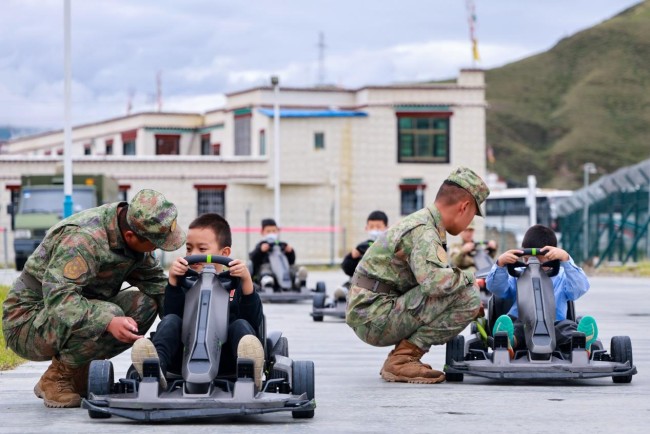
346;167;489;384
2;189;185;407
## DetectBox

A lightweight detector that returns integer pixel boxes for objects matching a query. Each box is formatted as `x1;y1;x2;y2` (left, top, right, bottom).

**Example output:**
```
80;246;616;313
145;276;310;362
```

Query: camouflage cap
127;189;186;251
446;167;490;216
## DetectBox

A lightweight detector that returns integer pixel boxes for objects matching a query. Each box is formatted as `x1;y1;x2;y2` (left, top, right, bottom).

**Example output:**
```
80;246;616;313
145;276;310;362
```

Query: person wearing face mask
248;218;307;291
336;211;389;300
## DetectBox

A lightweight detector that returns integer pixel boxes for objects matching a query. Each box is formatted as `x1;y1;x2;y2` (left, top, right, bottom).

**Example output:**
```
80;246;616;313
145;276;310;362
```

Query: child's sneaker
237;335;265;390
333;286;348;301
492;315;515;359
131;338;167;389
577;315;599;353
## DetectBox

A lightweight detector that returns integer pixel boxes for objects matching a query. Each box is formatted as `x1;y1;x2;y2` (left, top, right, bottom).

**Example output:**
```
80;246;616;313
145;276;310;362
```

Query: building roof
257;108;367;118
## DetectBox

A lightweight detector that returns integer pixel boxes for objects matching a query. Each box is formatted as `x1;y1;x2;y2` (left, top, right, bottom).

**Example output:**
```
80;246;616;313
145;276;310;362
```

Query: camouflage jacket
3;202;167;332
347;203;475;326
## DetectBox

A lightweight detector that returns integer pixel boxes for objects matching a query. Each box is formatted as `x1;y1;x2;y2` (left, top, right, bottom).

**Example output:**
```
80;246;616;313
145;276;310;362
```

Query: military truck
11;174;120;270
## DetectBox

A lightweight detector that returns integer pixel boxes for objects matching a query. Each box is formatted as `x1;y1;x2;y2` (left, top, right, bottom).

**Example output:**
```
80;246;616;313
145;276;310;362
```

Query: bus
484;188;573;249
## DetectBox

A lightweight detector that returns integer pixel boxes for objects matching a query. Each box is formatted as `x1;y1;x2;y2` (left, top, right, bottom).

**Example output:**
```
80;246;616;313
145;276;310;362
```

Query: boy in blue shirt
130;213;265;389
486;224;597;358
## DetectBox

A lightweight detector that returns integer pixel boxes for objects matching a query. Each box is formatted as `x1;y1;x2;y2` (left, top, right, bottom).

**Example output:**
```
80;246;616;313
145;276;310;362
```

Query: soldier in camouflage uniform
346;167;490;384
448;220;497;272
2;189;185;408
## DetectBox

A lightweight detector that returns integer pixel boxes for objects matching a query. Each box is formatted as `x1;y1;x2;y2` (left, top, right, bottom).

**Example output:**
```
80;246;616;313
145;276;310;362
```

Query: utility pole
62;0;74;218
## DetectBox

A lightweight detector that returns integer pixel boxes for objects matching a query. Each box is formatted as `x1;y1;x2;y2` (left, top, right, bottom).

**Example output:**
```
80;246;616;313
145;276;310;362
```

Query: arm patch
63;256;89;280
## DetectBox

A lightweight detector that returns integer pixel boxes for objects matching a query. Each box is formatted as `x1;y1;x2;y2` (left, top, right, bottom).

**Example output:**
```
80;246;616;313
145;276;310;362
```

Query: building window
83;144;91;155
105;139;113;155
201;134;211;155
57;149;63;155
399;181;426;215
234;114;251;155
259;129;266;156
314;132;325;150
119;184;130;202
212;143;221;156
121;130;137;155
397;113;450;163
195;185;226;216
155;134;180;155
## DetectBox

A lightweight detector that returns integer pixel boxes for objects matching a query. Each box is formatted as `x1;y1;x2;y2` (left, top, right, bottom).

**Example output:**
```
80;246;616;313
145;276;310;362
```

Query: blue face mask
367;230;384;241
265;233;278;243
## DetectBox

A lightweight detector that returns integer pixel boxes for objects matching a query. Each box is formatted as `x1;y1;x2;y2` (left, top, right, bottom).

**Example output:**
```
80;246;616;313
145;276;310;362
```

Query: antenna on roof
156;70;163;112
126;88;134;115
317;32;326;86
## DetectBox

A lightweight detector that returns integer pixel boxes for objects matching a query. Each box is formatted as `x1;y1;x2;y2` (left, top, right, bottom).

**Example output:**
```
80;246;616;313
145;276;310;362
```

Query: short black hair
261;218;277;229
435;180;474;207
522;224;557;248
190;213;232;248
117;204;147;242
367;210;388;225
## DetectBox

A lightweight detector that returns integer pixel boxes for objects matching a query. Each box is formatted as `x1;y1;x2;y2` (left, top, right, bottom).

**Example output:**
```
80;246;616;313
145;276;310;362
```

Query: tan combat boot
72;362;90;398
380;339;446;384
33;357;82;408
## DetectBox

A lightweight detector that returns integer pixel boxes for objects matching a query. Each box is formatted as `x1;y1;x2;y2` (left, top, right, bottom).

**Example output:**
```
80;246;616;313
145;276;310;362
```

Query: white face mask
367;230;384;241
265;233;278;243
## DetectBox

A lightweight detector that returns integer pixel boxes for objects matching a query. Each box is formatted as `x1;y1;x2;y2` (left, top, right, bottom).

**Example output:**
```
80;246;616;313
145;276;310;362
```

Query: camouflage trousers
349;284;480;351
4;289;158;368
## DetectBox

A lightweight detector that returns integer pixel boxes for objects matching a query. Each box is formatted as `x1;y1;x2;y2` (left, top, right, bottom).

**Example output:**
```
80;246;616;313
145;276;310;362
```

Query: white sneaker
260;275;274;290
131;338;167;389
237;335;264;390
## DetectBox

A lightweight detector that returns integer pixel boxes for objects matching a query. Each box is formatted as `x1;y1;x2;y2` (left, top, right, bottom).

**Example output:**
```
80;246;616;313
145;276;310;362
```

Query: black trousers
511;315;578;353
151;315;258;376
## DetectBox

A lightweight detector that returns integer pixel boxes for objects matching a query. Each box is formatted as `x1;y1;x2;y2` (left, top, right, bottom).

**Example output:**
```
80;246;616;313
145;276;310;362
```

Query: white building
0;69;487;266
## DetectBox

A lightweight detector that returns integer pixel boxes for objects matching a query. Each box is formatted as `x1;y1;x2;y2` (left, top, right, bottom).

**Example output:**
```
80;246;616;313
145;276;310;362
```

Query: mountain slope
485;1;650;189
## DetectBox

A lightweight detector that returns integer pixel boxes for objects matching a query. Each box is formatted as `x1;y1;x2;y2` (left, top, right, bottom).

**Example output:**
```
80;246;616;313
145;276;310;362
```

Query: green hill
485;1;650;189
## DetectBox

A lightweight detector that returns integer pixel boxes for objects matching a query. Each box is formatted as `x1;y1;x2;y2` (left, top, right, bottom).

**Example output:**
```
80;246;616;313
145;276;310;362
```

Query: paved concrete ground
0;270;648;433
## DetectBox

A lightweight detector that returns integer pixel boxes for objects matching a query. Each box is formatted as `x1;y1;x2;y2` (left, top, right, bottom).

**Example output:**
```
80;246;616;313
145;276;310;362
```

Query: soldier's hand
168;257;189;286
107;316;142;343
462;242;475;253
260;243;270;252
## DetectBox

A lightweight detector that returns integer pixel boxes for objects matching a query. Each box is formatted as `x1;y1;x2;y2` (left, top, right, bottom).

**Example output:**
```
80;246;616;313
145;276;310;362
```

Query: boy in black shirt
131;213;265;389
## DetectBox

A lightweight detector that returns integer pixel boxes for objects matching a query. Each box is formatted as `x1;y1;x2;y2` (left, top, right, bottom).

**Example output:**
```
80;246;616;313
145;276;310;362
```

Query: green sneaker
492;315;515;349
577;315;599;352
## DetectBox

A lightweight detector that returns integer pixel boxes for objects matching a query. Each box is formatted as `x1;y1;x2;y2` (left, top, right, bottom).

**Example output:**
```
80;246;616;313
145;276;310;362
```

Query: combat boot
72;362;90;398
380;339;445;384
33;357;82;408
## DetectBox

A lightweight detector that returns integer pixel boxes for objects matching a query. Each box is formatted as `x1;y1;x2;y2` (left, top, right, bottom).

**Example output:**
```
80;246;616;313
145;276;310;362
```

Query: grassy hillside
486;1;650;189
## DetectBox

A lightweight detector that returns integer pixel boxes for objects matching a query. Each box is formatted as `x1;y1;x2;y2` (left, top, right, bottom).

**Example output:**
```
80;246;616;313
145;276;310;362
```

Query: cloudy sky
0;0;641;129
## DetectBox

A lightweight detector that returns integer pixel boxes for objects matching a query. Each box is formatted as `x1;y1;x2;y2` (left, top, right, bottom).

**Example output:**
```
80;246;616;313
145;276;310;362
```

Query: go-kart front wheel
87;360;114;419
611;336;633;384
312;293;326;322
291;360;315;419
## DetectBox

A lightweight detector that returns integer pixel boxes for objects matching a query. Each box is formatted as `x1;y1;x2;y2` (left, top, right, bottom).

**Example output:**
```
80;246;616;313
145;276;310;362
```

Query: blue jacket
485;257;590;321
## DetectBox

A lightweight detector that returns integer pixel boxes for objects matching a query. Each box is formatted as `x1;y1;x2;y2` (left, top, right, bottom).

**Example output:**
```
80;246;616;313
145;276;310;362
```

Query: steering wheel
178;255;236;290
506;248;561;278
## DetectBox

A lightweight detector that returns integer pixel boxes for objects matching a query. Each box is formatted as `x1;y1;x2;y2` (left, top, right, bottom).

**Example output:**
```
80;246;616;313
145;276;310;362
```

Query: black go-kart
311;281;346;322
256;245;324;303
444;248;637;383
471;241;496;306
82;255;316;421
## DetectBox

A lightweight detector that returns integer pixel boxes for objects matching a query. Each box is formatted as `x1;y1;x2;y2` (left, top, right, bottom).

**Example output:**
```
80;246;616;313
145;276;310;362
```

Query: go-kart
444;248;637;383
82;255;316;421
311;281;346;322
255;244;322;302
471;241;496;305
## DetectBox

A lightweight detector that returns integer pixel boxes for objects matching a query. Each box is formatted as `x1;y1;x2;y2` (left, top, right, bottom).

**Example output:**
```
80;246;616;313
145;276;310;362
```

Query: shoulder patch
63;256;89;280
437;245;448;264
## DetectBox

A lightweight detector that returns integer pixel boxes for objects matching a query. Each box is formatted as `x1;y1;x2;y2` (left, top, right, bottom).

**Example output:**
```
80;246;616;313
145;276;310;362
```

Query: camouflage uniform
2;190;185;368
346;167;490;352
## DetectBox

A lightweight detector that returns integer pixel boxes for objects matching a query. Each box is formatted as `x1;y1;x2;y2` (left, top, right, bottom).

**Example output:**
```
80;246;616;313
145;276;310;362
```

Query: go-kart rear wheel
315;281;326;293
445;335;465;382
611;336;633;384
87;360;114;419
312;293;326;322
291;361;315;419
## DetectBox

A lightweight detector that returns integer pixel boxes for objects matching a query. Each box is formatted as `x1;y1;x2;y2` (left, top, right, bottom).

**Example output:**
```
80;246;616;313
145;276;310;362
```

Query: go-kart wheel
445;335;465;382
315;281;326;293
312;293;326;322
291;360;315;419
87;360;114;419
611;336;633;384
